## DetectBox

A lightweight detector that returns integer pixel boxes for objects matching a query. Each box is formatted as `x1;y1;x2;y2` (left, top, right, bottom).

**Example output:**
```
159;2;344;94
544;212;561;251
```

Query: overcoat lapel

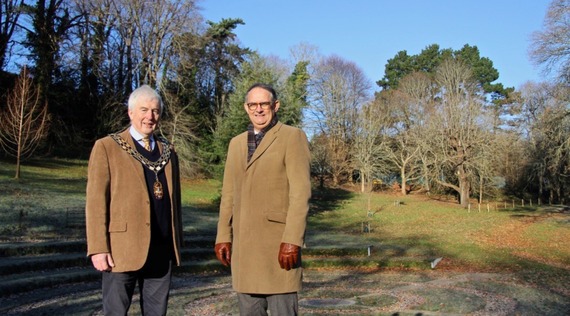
246;123;281;169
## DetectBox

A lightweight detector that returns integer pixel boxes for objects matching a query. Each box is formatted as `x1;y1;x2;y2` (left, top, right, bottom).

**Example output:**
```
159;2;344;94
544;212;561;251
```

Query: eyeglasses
246;101;273;111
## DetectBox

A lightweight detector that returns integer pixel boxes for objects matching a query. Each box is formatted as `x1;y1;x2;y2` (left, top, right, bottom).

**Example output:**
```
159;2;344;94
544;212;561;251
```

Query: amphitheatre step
0;259;227;297
0;240;86;257
0;266;99;297
0;249;433;298
0;237;436;298
0;253;90;276
0;248;216;277
0;235;214;257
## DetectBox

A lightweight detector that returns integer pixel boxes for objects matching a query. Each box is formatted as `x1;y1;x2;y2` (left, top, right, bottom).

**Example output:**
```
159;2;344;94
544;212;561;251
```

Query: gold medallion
153;180;164;199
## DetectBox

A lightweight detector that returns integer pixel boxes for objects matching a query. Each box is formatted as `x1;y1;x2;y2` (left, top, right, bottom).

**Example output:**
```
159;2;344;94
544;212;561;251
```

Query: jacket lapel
157;138;174;201
120;129;147;188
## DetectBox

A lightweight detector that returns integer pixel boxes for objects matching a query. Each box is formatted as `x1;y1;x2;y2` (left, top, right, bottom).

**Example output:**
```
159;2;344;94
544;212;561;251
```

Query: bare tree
520;81;570;204
518;81;554;200
93;0;202;90
310;133;331;189
529;0;570;83
307;55;371;186
423;59;496;207
380;72;435;195
0;66;50;179
352;99;386;193
159;87;198;177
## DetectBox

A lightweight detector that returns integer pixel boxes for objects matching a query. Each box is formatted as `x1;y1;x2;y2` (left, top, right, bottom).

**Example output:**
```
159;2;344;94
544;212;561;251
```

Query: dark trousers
102;246;172;316
237;292;298;316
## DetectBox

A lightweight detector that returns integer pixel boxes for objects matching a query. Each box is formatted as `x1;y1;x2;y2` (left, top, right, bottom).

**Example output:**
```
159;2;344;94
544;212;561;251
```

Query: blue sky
199;0;552;92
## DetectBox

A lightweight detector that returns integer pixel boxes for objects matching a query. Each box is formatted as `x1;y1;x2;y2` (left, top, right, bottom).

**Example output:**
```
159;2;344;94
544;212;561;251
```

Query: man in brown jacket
86;85;183;315
215;83;311;315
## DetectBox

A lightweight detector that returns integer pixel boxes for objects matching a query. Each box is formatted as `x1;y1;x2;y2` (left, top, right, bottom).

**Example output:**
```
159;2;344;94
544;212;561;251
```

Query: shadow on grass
0;158;87;198
182;204;218;236
309;187;354;216
503;205;570;225
23;158;88;169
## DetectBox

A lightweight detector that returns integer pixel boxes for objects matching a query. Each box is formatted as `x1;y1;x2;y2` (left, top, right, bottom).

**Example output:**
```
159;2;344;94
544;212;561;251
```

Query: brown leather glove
214;242;232;266
278;242;300;271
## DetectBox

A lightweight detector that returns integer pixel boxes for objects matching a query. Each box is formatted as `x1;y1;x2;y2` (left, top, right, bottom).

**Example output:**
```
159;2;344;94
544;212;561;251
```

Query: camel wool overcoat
85;129;183;272
216;122;311;294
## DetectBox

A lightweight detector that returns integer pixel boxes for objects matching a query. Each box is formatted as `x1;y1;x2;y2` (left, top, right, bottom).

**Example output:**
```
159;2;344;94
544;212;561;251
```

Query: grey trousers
102;259;172;316
237;292;298;316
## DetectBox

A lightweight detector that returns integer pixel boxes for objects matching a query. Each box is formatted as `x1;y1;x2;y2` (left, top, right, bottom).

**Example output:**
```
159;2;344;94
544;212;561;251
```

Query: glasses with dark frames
246;101;273;111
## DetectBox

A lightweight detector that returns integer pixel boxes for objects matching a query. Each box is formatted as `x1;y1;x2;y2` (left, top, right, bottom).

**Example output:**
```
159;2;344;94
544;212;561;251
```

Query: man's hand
214;242;232;266
278;243;300;271
91;253;115;272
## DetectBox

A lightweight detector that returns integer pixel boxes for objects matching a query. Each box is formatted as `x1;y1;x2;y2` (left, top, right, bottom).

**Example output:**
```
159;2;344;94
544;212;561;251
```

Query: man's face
244;87;280;131
128;98;161;137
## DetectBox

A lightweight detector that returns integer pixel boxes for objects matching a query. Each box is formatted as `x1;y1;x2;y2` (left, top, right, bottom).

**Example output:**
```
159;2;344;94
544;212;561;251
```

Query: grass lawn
1;157;569;291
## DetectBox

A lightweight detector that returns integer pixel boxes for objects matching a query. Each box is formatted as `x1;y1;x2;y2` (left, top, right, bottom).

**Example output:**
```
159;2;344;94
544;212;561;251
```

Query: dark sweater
132;138;173;248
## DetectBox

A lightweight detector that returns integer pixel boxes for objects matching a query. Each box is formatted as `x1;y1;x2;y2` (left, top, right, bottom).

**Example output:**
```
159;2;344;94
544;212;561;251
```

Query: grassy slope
1;158;568;289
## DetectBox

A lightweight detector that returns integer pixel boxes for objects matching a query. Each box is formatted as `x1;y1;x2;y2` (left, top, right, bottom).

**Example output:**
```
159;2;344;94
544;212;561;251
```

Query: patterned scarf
247;114;279;162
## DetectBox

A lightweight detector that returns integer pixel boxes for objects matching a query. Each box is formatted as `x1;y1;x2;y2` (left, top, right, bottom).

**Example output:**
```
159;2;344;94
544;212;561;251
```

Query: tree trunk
332;173;340;188
15;156;21;179
478;176;483;204
400;166;407;195
457;164;470;208
538;172;543;205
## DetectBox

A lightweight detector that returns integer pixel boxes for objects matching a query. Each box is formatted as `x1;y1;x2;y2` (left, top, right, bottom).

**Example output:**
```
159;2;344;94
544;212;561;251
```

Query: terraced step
0;235;216;257
0;236;434;299
0;248;215;277
0;253;89;276
0;266;99;296
0;240;85;257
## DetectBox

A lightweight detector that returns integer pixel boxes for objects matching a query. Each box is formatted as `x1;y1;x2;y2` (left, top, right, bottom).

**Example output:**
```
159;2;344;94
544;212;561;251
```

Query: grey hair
245;83;278;103
128;85;164;114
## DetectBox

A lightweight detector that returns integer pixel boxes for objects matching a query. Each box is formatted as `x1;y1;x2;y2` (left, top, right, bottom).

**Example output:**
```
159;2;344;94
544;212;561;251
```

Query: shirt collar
129;126;153;141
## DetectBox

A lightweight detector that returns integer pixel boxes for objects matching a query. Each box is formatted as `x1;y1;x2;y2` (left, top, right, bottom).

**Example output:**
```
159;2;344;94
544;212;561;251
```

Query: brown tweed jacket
85;129;183;272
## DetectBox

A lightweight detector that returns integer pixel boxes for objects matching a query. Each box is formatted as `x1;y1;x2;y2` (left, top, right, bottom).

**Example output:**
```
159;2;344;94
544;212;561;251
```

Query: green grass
0;158;88;240
305;190;570;271
1;157;569;280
